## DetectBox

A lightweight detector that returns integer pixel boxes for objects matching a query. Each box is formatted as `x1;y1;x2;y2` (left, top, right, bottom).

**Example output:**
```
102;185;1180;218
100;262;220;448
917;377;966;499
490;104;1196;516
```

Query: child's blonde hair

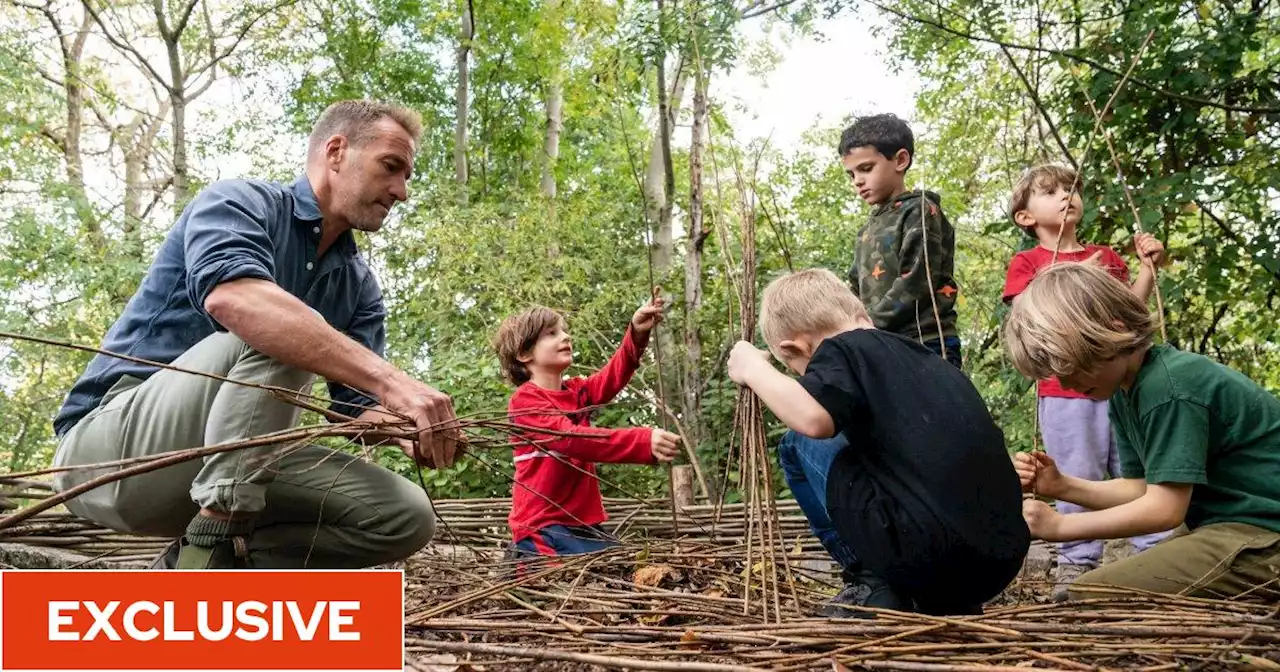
1009;163;1084;232
760;269;870;357
493;306;565;385
1003;262;1155;380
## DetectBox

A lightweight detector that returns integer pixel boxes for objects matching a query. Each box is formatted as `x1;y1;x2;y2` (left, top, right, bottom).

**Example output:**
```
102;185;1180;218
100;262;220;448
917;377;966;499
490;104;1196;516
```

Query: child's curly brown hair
493;306;565;385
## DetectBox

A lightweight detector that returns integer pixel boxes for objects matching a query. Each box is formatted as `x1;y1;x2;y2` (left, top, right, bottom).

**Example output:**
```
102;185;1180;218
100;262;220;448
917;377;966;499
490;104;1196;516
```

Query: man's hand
353;406;436;467
631;296;665;334
379;378;460;469
1135;232;1165;266
1013;451;1066;497
1022;499;1064;541
727;341;771;385
650;429;681;462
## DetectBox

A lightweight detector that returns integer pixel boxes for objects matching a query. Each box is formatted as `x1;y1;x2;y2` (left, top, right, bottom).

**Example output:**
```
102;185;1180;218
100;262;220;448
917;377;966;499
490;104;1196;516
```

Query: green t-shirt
1109;345;1280;533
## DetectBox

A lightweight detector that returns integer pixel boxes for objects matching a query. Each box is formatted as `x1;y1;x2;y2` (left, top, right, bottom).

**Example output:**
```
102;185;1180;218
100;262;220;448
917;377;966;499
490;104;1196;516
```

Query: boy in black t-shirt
727;268;1029;617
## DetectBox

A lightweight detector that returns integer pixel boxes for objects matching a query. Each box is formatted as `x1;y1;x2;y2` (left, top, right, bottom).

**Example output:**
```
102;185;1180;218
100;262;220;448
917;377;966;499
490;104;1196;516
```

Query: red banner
0;570;403;671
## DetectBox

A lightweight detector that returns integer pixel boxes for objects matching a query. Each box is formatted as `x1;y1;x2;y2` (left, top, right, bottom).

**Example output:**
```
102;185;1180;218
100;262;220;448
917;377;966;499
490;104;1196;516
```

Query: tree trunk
540;69;563;200
682;68;708;460
120;106;168;263
152;1;188;216
454;0;473;205
643;0;688;421
644;70;688;275
58;9;104;251
123;150;145;260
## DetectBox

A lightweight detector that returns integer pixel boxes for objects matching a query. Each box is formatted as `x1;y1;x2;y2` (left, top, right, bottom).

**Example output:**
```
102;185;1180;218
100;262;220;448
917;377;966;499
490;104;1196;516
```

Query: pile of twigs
0;478;827;564
402;540;1280;671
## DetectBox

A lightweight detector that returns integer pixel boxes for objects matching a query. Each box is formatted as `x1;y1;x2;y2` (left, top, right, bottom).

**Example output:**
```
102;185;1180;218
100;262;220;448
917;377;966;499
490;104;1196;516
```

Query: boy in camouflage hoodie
841;114;960;365
776;114;963;617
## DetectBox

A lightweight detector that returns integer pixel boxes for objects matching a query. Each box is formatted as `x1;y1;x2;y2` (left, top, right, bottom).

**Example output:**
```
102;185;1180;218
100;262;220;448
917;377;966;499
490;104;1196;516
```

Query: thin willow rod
1056;32;1168;341
0;422;336;530
0;330;378;418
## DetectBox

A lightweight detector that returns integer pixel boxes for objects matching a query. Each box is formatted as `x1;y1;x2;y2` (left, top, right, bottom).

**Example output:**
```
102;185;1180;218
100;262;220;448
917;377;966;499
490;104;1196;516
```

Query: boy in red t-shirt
1001;163;1170;600
494;299;680;557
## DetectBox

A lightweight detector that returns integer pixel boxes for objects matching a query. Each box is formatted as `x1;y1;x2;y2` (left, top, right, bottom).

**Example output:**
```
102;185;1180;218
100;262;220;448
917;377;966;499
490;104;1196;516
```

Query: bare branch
1195;200;1280;285
740;0;803;20
150;0;171;39
172;0;201;37
187;0;305;82
38;124;65;150
140;175;174;220
79;0;173;90
997;43;1076;170
867;0;1280;114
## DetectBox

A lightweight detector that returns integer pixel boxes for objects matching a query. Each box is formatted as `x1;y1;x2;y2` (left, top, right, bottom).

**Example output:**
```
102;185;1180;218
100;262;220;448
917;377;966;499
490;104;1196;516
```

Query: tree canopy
1;0;1276;500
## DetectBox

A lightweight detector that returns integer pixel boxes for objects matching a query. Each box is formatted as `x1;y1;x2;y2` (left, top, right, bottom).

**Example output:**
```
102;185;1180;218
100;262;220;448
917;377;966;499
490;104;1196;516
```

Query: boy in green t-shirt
1003;262;1280;601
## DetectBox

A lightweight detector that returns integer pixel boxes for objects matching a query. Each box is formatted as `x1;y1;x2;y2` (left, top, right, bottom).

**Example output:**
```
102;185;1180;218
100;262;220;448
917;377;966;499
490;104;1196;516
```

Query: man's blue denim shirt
53;176;386;436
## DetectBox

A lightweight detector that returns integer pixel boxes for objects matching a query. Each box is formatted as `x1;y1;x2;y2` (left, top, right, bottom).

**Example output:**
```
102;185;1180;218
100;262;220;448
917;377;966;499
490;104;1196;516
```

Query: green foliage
1;0;1277;504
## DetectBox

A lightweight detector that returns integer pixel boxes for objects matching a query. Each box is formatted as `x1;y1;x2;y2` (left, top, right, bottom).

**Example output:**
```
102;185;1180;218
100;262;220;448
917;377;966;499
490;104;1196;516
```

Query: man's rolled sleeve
329;277;387;419
183;182;277;330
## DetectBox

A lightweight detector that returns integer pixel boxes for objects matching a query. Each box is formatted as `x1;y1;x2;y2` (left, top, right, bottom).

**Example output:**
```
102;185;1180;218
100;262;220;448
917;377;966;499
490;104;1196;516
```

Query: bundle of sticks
0;478;828;565
401;540;1280;671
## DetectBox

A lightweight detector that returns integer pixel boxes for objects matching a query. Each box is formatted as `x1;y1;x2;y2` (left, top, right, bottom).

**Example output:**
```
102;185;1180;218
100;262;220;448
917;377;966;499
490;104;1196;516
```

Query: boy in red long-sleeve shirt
494;298;681;557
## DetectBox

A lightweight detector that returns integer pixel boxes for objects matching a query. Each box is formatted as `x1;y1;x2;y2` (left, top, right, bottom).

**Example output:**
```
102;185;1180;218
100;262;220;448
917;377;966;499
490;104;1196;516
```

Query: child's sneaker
819;570;914;618
1051;563;1090;602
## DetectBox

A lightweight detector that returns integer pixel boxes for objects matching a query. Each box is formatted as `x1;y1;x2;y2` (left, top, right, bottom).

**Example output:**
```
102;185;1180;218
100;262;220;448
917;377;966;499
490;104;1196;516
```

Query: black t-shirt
798;329;1028;598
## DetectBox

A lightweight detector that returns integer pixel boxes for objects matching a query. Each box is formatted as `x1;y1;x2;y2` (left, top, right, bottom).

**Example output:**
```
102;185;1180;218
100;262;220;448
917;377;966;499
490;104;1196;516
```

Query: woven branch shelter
2;480;1277;671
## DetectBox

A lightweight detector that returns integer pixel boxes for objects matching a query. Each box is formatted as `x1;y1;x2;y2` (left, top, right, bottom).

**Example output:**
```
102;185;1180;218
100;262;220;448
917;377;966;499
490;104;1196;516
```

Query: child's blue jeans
777;431;859;572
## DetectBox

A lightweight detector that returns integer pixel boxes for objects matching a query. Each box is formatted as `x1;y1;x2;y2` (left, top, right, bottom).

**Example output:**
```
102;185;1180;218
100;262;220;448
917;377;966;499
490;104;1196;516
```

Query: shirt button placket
307;225;321;272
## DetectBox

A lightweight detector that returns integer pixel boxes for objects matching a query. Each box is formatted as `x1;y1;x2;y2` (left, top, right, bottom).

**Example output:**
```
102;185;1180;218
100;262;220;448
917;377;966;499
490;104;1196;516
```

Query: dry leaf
639;612;671;626
830;658;851;671
681;629;699;643
633;563;675;587
405;653;460;672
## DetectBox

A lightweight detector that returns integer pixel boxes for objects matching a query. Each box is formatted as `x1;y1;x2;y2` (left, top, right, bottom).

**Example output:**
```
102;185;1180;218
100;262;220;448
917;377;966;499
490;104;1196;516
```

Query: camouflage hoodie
847;189;959;341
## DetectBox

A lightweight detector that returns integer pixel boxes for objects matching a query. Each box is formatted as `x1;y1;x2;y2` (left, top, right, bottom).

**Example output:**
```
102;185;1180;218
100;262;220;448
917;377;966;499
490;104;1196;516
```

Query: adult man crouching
52;100;456;569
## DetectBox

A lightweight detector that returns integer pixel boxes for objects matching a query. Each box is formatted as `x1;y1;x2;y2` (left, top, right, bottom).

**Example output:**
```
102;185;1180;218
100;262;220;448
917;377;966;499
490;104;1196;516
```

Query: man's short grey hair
307;100;423;155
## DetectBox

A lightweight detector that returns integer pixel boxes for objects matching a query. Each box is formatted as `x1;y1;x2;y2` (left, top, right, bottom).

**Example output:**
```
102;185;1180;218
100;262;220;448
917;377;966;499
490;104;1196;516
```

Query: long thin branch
171;0;201;39
0;330;373;414
740;0;803;20
996;43;1075;169
1050;30;1154;263
1194;201;1280;285
867;0;1280;114
186;0;305;83
79;0;173;90
0;423;339;530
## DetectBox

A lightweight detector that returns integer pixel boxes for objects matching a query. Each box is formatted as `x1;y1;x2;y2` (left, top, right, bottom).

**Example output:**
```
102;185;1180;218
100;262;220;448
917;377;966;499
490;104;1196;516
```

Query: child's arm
1015;451;1148;509
1000;253;1036;304
1023;483;1191;541
1022;394;1205;541
1128;233;1165;301
867;198;947;333
579;298;663;406
510;397;659;465
726;341;837;438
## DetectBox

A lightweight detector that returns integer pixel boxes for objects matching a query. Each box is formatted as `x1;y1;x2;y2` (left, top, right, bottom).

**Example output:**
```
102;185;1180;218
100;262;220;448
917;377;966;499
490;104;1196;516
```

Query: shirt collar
291;174;359;258
290;175;323;222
